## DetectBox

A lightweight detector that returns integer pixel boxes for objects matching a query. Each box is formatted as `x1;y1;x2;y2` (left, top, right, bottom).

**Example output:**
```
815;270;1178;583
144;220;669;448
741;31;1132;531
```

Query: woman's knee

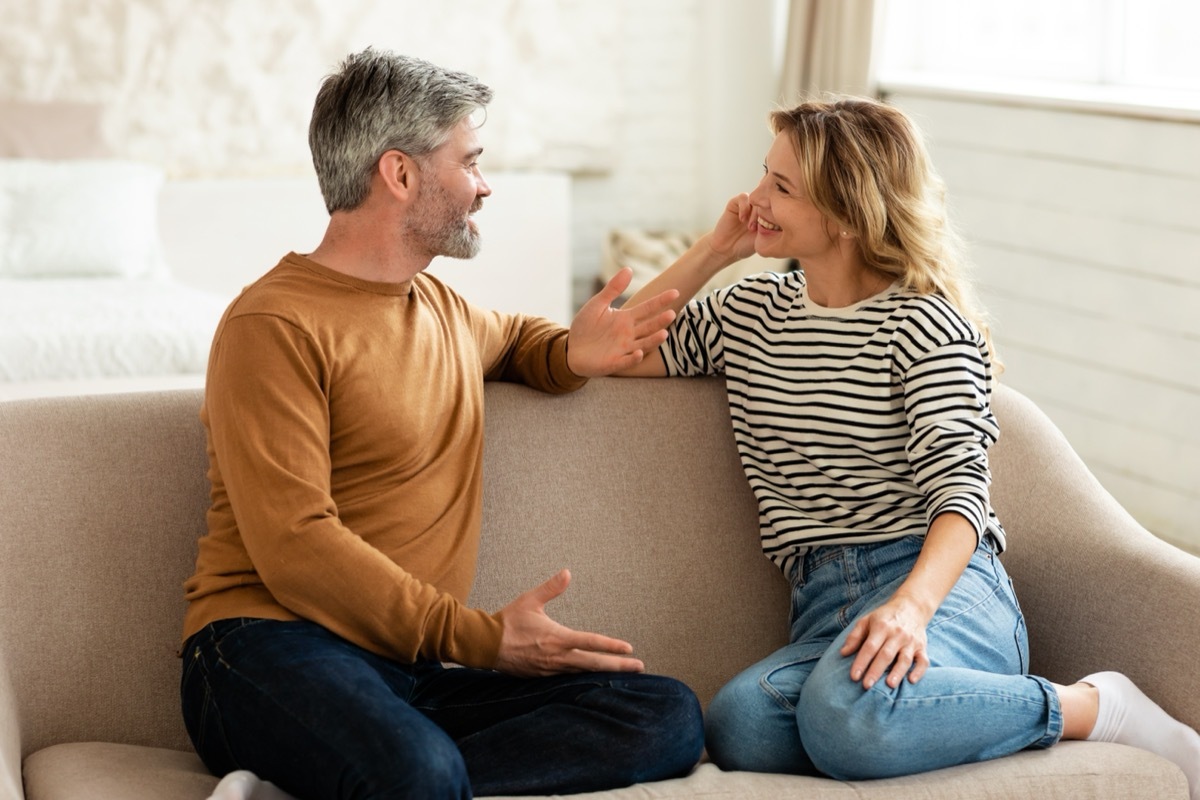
796;660;908;780
705;678;766;770
705;672;809;774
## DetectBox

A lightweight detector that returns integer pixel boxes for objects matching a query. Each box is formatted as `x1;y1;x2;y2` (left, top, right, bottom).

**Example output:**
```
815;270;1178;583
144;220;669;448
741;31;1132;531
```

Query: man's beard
407;175;483;260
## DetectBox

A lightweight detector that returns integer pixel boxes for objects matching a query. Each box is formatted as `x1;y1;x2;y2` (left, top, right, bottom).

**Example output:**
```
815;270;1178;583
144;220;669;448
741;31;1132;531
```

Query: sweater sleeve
468;304;587;393
660;290;730;377
203;312;503;667
901;339;999;542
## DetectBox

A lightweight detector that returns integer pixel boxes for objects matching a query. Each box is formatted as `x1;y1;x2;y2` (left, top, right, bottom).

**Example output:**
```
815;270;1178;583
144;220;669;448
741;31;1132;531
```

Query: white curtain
778;0;878;103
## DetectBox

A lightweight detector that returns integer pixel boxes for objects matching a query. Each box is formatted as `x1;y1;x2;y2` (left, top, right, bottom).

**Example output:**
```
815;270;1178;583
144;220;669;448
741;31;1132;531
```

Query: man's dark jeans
181;618;704;799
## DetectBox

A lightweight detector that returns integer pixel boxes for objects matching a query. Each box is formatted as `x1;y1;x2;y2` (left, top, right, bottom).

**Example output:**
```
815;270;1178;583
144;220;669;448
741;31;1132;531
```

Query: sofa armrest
991;385;1200;734
0;648;25;800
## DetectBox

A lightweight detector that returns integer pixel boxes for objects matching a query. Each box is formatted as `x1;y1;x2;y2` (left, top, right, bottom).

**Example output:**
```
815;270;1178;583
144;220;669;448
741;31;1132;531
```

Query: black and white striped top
661;270;1006;577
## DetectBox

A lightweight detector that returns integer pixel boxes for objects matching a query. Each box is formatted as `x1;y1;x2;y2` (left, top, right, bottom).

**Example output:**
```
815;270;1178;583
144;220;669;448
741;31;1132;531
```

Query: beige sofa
1;377;1196;799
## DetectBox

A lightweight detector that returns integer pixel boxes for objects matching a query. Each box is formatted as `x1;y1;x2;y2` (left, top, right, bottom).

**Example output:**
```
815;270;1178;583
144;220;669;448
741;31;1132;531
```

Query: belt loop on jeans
786;547;811;587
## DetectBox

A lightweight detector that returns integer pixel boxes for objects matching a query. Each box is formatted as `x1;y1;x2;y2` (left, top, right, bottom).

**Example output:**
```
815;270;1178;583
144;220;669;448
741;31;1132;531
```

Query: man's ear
378;150;417;201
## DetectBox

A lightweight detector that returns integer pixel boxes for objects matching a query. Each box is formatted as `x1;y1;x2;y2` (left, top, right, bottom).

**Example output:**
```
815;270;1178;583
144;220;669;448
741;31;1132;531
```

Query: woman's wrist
891;584;941;622
692;233;741;276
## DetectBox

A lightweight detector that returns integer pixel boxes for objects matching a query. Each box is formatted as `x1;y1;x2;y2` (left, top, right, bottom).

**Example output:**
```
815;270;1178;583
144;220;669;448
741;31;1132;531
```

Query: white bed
0;158;230;397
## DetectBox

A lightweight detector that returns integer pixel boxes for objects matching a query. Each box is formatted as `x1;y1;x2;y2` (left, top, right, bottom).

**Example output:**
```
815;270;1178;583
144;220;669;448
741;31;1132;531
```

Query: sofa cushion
21;741;1185;800
23;743;215;800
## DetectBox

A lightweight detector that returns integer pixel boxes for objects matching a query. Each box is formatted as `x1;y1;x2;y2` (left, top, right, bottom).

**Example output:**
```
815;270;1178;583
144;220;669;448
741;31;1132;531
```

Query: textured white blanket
0;278;226;381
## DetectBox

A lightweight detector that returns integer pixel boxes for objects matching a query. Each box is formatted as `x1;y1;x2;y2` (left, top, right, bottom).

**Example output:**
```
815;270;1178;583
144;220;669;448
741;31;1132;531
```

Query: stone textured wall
0;0;623;176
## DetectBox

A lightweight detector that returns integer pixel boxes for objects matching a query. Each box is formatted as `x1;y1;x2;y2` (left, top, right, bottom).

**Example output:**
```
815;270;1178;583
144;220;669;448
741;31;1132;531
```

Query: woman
618;97;1200;793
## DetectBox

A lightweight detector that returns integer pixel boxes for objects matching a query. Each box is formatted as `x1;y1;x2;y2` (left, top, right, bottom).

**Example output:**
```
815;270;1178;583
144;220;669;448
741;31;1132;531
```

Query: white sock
207;770;299;800
1084;671;1200;800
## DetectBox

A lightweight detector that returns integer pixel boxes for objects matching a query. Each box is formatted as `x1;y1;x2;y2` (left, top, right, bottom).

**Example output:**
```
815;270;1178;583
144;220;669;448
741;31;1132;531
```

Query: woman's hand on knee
840;596;931;690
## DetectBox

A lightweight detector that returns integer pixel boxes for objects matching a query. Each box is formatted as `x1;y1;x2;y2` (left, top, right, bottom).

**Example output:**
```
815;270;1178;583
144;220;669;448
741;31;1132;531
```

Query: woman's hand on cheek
839;594;932;690
708;193;758;262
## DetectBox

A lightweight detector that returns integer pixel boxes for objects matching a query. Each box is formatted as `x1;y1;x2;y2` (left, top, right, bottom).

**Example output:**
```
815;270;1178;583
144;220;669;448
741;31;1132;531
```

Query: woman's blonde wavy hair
770;96;999;368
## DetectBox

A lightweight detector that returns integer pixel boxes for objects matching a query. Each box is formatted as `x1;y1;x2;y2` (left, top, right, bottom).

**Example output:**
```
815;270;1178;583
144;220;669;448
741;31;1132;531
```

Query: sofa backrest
469;378;788;706
0;390;209;757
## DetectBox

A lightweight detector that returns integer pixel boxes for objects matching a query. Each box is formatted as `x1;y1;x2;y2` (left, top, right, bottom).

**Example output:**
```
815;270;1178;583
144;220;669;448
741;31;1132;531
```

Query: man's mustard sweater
182;253;585;668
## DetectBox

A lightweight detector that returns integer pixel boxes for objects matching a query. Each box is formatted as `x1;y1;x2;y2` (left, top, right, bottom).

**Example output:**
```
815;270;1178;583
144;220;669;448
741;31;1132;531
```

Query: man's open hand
493;569;646;677
566;268;678;377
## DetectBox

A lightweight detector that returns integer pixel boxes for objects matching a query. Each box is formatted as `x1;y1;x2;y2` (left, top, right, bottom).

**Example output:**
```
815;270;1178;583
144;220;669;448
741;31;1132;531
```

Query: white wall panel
954;195;1200;285
887;87;1200;553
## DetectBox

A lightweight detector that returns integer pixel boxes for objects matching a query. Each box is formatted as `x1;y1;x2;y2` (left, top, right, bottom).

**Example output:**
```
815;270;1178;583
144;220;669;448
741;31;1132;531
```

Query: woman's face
748;131;841;262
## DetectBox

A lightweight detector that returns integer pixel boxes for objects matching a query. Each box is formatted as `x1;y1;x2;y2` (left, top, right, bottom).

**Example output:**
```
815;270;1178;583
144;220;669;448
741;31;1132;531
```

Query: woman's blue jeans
181;618;703;799
705;534;1063;780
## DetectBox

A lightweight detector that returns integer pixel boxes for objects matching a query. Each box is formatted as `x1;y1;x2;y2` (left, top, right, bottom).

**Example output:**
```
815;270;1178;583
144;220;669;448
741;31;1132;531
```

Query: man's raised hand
566;268;678;377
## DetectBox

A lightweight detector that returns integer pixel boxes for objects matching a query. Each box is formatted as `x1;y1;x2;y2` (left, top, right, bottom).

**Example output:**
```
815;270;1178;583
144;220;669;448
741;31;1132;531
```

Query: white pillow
0;159;167;279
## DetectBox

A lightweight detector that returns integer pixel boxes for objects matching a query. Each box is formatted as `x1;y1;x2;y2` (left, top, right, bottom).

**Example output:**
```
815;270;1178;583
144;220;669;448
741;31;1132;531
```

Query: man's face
406;118;492;260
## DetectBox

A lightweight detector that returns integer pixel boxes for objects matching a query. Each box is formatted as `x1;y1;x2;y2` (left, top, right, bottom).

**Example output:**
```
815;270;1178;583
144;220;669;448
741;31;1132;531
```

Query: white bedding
0;165;569;396
0;278;227;381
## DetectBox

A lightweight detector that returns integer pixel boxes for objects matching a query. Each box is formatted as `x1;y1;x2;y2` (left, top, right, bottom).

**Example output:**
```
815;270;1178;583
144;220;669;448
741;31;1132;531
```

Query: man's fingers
525;568;571;607
557;630;643;673
561;629;636;656
522;628;642;676
594;267;634;306
623;331;668;362
631;311;676;341
562;650;645;674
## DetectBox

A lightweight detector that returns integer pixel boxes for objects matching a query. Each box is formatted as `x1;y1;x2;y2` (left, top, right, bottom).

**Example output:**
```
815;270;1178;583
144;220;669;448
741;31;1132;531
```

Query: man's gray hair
308;48;493;213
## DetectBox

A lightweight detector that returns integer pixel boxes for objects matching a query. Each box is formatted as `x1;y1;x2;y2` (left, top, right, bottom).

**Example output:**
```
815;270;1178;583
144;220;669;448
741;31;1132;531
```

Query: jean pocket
760;647;827;712
988;554;1031;671
928;553;1003;631
210;618;277;664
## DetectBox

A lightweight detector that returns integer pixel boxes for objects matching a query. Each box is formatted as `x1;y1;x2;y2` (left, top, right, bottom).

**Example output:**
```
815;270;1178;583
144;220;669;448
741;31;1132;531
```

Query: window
877;0;1200;111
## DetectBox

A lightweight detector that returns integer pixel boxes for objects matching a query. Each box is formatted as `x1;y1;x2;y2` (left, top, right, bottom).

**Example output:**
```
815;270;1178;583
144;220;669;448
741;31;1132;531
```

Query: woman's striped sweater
660;270;1006;578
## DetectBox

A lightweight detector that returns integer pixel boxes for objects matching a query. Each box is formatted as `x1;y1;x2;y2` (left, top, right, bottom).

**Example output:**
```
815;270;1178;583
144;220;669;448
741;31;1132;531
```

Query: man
180;48;703;800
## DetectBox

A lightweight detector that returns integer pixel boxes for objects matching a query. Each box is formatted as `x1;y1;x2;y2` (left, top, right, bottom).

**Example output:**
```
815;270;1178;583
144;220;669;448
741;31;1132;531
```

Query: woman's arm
839;328;1000;688
615;193;760;377
624;192;759;313
622;233;737;317
840;513;978;690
